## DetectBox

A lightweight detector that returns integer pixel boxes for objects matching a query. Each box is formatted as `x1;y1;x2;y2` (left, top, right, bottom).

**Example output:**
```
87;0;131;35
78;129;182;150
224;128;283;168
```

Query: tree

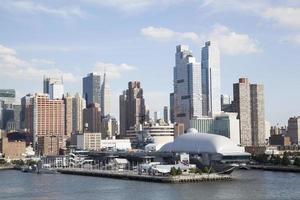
281;154;290;166
294;157;300;167
176;168;182;175
202;167;209;173
170;167;177;176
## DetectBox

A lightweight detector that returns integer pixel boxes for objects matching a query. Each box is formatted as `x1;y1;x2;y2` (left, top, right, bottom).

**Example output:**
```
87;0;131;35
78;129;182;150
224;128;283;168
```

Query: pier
57;168;232;183
248;165;300;173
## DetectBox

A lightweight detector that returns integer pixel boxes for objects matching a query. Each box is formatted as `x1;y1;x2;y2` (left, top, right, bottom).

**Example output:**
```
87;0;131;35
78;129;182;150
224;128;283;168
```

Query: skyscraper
163;106;168;124
232;78;265;146
119;81;146;137
287;117;300;144
0;89;16;105
72;93;86;134
173;45;202;129
43;76;64;99
201;41;221;117
169;93;175;123
63;93;73;137
100;73;111;117
32;93;65;152
83;103;101;133
83;73;101;106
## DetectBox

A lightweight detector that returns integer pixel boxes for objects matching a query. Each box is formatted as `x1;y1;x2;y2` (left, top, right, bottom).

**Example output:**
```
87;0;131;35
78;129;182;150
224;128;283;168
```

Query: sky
1;0;300;125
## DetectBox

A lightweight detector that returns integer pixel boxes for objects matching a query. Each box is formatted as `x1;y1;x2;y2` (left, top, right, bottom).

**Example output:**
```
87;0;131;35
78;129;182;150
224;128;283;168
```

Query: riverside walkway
57;168;232;183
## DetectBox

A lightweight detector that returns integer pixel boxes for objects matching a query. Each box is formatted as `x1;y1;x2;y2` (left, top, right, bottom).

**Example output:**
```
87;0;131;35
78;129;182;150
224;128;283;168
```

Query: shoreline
57;168;232;183
247;165;300;173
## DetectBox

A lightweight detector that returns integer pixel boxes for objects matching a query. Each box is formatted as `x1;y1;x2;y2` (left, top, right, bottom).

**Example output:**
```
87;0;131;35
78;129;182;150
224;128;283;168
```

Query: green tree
176;168;182;175
170;167;177;176
281;154;290;166
202;166;209;173
195;168;202;174
189;168;197;174
294;157;300;167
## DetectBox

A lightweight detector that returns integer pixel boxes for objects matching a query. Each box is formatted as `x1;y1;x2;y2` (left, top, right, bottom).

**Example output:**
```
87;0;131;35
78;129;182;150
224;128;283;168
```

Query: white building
100;73;111;116
190;112;240;145
143;123;174;144
173;45;202;130
201;41;221;117
76;132;102;151
49;83;64;99
101;116;118;139
72;93;86;133
100;139;131;151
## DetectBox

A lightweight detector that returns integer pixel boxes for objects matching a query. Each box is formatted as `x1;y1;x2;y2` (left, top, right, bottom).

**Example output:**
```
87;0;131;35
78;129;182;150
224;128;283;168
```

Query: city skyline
1;1;300;125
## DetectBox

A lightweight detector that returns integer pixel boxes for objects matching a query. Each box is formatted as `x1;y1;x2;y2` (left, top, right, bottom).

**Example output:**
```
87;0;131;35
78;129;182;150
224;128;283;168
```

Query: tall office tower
83;73;101;106
163;106;168;124
101;116;118;139
83;103;101;133
201;41;221;117
287;117;300;144
100;73;111;117
119;91;127;137
20;94;34;131
232;78;265;146
32;94;65;153
43;76;64;98
0;100;4;129
153;111;159;123
119;81;146;137
173;45;202;130
63;93;73;138
49;83;64;99
72;93;86;134
145;109;150;123
0;89;16;105
169;93;175;123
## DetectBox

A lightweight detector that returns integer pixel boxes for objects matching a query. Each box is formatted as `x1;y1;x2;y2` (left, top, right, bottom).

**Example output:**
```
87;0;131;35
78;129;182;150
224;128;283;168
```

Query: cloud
209;25;261;55
262;7;300;29
0;44;77;82
141;25;260;55
83;0;187;13
141;26;202;42
93;62;136;79
0;0;84;18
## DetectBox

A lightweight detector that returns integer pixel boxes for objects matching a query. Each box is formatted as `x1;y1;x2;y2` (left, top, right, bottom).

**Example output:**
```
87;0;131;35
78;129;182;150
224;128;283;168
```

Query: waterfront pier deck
248;165;300;173
57;168;232;183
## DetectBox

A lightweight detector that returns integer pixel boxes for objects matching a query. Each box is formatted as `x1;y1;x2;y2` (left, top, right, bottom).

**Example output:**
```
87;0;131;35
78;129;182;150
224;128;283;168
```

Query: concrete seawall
248;165;300;173
57;168;232;183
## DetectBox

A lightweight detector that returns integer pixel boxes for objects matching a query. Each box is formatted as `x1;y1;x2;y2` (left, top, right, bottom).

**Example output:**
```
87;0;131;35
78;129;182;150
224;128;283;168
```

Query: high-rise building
32;94;65;153
173;45;202;130
153;111;159;123
83;103;101;133
20;94;34;132
287;117;300;144
63;93;73;138
163;106;168;124
43;76;64;99
169;93;175;123
72;93;86;134
201;41;221;117
232;78;265;146
100;73;111;117
119;81;146;137
0;89;16;105
101;116;118;139
83;73;101;106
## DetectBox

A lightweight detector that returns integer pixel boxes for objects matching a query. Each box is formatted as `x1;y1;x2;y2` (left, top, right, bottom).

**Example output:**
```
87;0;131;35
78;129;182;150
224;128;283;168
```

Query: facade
190;112;240;145
232;78;265;146
0;89;16;105
100;139;131;151
142;123;174;144
49;83;64;100
63;93;73;137
20;94;34;132
72;93;86;134
101;116;118;139
287;117;300;144
37;135;60;156
173;45;202;129
100;73;111;117
169;93;175;123
32;94;65;152
76;132;102;151
163;106;168;124
119;81;146;137
83;103;101;133
201;41;221;117
83;73;101;106
269;134;291;146
1;135;26;160
43;75;63;95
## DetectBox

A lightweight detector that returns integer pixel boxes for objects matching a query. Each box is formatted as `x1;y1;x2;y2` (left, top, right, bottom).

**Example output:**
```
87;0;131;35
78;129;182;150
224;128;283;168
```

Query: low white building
100;139;131;151
76;132;102;151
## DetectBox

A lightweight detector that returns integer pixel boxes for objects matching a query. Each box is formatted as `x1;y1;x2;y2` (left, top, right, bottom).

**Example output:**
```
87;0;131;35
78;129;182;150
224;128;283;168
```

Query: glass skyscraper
82;73;101;106
201;41;221;117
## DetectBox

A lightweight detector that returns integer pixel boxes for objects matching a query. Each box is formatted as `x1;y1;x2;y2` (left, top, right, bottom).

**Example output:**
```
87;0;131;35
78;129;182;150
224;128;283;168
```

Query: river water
0;170;299;200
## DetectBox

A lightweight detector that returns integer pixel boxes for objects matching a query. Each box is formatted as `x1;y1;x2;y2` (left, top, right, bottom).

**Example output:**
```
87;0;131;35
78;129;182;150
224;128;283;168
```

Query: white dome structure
159;130;249;157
